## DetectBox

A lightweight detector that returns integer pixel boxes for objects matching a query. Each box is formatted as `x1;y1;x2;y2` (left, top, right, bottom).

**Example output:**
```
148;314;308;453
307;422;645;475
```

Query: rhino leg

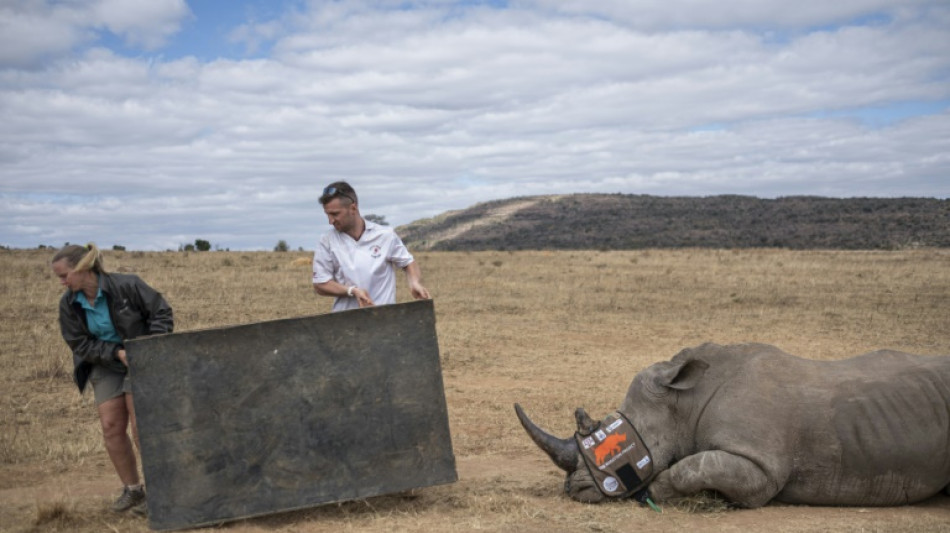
649;450;778;508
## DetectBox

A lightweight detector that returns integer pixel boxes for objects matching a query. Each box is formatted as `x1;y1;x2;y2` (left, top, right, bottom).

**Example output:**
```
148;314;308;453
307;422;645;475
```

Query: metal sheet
126;300;456;531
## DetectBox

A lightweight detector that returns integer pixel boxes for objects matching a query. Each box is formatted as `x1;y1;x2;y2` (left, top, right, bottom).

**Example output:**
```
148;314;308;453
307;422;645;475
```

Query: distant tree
112;244;126;251
274;240;289;252
182;243;196;252
195;239;211;252
365;214;389;226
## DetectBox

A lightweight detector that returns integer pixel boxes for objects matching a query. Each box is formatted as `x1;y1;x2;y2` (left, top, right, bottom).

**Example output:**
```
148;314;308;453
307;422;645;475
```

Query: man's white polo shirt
312;220;414;312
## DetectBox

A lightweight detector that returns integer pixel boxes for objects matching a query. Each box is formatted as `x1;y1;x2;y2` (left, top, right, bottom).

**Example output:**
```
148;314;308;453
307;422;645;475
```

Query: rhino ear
656;359;710;391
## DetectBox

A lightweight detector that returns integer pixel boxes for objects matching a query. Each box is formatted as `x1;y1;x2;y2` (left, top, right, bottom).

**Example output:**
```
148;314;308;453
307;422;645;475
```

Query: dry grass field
1;247;949;532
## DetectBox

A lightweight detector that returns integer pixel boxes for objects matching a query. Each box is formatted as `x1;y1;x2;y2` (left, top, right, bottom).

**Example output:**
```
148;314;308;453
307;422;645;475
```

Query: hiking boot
111;486;146;513
130;500;148;518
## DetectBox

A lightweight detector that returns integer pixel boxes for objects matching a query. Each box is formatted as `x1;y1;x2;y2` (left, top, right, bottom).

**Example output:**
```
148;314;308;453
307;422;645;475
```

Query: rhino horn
514;403;579;472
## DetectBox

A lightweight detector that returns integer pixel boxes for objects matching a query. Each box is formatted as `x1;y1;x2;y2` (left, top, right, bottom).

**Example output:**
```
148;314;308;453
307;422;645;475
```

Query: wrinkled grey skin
516;342;950;507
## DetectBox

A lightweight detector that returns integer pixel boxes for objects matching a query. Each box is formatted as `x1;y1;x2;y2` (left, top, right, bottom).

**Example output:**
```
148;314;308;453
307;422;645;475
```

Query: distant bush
365;214;389;226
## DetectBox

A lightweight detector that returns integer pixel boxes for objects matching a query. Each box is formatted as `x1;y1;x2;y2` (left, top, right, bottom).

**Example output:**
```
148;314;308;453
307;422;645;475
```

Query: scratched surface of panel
127;300;456;531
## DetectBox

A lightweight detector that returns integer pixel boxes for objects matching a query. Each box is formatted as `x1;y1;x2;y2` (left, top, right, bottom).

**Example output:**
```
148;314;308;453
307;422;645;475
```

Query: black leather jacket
58;272;174;393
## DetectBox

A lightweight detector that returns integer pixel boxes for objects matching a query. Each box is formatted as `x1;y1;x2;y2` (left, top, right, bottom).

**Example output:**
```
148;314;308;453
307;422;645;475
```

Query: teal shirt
75;285;122;344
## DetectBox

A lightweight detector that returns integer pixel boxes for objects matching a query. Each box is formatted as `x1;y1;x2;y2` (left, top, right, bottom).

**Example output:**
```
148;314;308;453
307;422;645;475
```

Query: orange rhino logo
594;433;627;465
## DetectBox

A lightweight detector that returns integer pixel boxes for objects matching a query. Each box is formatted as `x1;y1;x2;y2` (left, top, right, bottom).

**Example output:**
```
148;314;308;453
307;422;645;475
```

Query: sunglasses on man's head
322;186;354;203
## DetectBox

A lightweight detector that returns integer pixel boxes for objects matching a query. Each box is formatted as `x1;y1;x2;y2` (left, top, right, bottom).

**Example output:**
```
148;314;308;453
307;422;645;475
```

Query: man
313;181;430;312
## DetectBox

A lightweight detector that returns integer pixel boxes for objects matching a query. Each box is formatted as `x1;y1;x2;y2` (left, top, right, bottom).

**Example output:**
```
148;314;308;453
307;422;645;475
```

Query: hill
397;194;950;250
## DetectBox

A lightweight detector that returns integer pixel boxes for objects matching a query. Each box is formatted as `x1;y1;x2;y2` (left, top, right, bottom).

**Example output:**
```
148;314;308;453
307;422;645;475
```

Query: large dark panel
127;300;456;531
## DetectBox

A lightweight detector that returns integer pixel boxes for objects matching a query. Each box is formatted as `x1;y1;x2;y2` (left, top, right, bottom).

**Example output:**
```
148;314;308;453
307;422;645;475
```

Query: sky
1;0;948;251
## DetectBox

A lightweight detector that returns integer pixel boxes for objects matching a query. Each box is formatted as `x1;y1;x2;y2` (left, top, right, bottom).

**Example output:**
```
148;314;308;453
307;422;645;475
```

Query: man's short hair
319;181;358;206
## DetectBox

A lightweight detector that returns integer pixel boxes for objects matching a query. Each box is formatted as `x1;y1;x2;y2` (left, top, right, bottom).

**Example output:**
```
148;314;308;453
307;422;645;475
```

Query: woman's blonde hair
51;243;107;274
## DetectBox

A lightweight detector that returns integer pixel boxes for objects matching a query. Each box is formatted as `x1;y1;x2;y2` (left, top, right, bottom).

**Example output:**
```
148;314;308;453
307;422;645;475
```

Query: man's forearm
314;280;348;297
403;261;423;284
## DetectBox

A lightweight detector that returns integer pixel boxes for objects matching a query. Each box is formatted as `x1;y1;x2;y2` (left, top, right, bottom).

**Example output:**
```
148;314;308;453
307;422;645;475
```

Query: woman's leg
98;394;140;486
122;392;148;516
125;392;141;451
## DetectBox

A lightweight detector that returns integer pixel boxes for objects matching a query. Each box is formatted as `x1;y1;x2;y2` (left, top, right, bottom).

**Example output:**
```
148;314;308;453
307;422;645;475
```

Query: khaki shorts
88;365;131;406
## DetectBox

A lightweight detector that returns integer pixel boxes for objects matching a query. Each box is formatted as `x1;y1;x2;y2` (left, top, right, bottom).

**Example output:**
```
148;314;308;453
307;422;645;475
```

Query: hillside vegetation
398;195;950;250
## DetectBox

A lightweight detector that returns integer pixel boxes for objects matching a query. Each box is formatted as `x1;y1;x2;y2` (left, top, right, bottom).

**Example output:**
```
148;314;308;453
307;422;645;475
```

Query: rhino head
514;356;711;503
514;404;613;503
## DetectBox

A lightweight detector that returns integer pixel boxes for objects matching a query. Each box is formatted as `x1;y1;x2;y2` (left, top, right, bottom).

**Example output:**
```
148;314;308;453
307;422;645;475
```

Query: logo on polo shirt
370;245;382;258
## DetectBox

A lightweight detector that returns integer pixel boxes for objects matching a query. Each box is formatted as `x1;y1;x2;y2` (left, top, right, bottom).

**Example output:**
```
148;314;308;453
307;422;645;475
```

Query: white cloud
91;0;191;49
0;0;948;249
0;0;190;68
0;0;91;68
523;0;936;30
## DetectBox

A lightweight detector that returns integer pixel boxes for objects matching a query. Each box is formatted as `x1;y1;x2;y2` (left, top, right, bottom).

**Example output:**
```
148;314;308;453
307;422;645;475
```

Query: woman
51;243;173;515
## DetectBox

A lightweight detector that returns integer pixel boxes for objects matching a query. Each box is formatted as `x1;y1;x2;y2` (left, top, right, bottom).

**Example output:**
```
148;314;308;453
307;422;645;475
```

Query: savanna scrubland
2;248;949;532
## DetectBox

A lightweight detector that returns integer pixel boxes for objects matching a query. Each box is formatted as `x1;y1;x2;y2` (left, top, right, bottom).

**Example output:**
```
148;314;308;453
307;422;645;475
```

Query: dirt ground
4;456;950;533
2;248;949;532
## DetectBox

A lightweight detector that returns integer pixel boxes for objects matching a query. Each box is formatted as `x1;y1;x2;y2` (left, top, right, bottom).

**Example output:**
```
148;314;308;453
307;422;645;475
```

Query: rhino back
779;351;950;505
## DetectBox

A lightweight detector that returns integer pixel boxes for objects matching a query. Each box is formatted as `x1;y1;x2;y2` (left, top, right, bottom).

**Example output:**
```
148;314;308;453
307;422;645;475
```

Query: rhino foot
647;469;691;502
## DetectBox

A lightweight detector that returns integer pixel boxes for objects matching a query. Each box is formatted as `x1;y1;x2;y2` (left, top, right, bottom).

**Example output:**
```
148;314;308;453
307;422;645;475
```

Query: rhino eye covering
575;411;655;498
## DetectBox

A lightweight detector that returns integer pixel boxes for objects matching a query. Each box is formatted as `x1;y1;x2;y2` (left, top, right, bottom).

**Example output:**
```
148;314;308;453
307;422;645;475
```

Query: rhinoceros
515;342;950;507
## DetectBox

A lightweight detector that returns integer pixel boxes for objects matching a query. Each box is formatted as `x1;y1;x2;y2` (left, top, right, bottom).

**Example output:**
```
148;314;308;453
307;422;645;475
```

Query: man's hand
409;280;430;300
404;262;431;300
351;287;375;307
